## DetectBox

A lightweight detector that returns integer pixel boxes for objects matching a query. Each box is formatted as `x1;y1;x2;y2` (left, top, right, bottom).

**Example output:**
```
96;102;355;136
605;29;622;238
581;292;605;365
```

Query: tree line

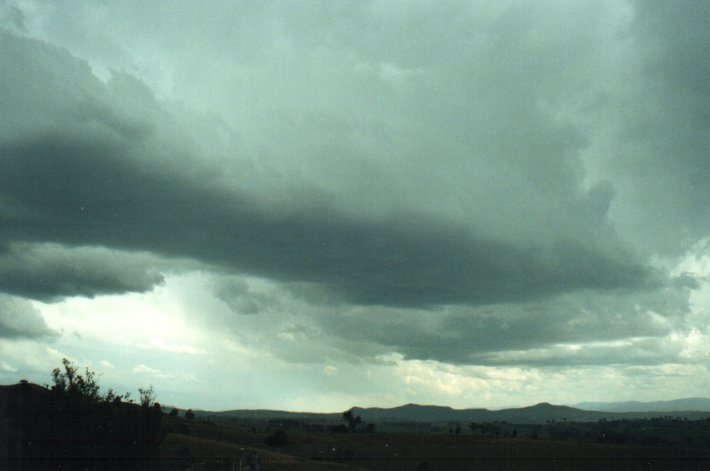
2;359;164;470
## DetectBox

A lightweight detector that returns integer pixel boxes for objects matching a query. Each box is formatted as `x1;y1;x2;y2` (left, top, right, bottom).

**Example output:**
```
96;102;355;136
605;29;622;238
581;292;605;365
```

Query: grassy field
159;433;366;470
158;418;710;470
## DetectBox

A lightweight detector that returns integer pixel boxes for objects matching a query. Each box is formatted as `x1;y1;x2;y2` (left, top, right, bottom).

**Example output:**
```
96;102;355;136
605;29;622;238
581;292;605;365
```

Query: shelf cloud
1;0;708;410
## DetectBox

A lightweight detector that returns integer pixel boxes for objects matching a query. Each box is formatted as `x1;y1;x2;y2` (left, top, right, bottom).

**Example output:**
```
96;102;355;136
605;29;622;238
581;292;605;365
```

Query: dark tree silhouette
265;429;288;446
138;385;156;408
6;359;164;470
343;408;363;432
51;358;101;402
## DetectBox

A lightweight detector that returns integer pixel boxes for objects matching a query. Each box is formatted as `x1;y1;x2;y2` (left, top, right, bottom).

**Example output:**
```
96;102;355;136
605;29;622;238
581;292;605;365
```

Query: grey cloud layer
0;28;653;306
190;271;693;368
321;285;693;367
0;295;57;339
0;1;708;402
0;243;165;301
588;1;710;255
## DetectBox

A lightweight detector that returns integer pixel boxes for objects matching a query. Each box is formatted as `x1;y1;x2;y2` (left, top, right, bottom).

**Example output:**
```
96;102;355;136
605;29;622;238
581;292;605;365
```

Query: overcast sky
1;0;709;412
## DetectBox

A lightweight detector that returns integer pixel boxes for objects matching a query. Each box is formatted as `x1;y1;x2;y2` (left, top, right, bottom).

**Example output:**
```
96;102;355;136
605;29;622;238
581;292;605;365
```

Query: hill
0;380;164;469
347;402;604;424
208;401;710;426
575;397;710;413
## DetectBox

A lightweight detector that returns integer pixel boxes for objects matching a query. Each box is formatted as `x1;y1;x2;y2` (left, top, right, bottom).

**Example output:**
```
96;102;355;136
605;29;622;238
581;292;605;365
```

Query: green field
157;415;710;470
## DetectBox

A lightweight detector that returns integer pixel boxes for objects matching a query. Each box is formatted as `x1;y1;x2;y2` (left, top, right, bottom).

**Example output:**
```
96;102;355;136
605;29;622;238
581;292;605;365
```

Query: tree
104;388;128;404
169;407;179;417
469;422;477;435
139;385;156;408
51;358;101;402
342;408;362;432
265;429;288;446
41;359;163;465
185;409;195;420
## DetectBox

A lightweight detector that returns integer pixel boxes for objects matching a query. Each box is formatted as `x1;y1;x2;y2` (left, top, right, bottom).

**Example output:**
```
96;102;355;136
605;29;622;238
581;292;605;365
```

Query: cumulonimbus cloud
0;30;654;307
0;294;58;339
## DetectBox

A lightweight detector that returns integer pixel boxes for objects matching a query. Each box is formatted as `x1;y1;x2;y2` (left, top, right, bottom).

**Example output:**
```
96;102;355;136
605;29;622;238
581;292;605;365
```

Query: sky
0;0;709;412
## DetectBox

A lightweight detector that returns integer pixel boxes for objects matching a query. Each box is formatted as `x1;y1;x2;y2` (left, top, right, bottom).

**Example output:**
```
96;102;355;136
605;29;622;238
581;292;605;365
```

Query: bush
265;429;288;446
330;424;348;433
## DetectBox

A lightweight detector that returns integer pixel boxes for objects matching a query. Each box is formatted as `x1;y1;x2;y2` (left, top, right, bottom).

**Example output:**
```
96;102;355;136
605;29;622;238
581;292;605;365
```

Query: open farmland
157;424;710;470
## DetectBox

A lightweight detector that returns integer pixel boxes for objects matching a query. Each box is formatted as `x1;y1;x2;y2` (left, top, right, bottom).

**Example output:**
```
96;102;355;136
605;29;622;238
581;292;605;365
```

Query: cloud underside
0;0;708;384
0;242;165;301
191;270;694;368
0;30;652;307
0;295;57;339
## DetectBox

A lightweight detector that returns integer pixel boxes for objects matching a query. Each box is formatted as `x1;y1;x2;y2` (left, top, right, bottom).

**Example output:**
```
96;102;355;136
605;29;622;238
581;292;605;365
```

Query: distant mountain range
350;402;600;424
208;399;710;425
575;398;710;413
4;381;710;426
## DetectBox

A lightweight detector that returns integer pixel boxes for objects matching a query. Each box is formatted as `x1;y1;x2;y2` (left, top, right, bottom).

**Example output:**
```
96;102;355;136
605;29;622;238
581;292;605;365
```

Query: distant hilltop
4;380;710;426
575;398;710;413
209;399;710;425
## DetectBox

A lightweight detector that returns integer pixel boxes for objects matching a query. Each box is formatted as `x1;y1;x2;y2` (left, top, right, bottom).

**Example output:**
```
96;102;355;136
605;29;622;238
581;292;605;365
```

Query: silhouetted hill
492;402;599;423
352;403;469;422
354;402;615;424
1;381;163;470
209;401;710;425
576;397;710;412
210;408;343;421
208;402;591;425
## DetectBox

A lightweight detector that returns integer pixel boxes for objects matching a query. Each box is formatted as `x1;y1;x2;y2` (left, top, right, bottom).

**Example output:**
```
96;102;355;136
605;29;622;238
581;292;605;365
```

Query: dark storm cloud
598;1;710;255
0;30;654;306
0;1;24;33
0;34;648;305
0;295;57;338
212;276;277;315
0;131;649;306
466;337;681;368
197;271;693;368
1;1;709;408
307;271;694;367
0;243;165;301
